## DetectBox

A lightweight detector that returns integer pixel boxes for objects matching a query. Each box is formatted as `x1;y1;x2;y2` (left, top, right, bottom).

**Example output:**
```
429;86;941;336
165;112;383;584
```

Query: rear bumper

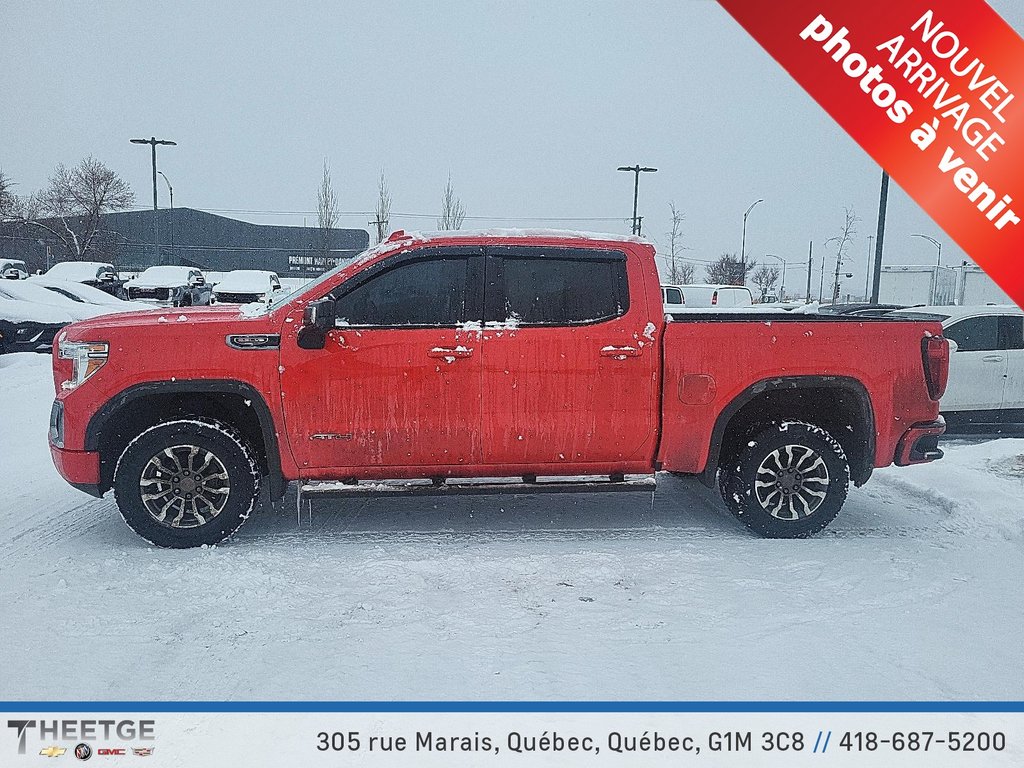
894;417;946;466
50;444;104;497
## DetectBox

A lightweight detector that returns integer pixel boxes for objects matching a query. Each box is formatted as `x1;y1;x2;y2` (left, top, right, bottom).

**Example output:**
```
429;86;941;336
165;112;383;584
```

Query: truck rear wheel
113;419;260;548
720;420;849;538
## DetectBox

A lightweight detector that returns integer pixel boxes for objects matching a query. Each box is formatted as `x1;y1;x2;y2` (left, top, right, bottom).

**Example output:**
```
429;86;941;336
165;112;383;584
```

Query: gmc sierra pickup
49;231;949;547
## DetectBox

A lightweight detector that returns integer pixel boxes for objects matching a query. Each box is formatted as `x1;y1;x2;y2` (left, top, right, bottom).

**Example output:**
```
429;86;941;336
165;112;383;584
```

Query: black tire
720;420;849;538
114;419;260;548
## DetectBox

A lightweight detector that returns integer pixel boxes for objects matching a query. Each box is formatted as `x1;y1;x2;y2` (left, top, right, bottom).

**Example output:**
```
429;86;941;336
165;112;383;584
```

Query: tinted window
944;316;999;352
334;257;469;326
999;316;1024;350
502;256;627;325
664;287;682;304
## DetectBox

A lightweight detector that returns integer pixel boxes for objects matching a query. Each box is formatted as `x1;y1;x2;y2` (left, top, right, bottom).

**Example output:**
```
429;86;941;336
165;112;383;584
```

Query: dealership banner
3;709;1024;766
718;0;1024;308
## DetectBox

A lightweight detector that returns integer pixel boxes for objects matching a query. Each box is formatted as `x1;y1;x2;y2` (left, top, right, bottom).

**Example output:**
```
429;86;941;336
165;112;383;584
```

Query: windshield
266;247;371;310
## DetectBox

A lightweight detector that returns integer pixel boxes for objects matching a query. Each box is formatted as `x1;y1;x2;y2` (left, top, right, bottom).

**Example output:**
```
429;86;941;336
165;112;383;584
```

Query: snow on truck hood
212;271;276;294
127;266;197;288
58;305;274;337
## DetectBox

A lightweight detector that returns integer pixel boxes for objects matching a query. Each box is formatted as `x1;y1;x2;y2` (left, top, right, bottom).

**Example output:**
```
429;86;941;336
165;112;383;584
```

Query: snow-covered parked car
0;280;122;322
889;305;1024;433
210;269;283;305
44;260;122;296
30;277;148;314
0;285;76;354
1;259;29;280
124;266;212;307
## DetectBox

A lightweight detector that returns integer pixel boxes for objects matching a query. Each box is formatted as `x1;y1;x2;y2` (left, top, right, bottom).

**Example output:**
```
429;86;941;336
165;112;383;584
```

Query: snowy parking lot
2;350;1023;701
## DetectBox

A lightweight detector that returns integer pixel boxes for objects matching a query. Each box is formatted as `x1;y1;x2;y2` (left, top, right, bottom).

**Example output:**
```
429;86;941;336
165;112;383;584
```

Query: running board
295;474;656;525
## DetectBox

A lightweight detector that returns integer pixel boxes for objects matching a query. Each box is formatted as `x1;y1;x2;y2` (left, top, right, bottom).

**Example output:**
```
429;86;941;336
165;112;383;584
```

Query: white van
662;283;753;310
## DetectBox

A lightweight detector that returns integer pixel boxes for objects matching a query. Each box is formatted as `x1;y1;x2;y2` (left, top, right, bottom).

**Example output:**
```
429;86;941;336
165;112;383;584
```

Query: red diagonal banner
719;0;1024;308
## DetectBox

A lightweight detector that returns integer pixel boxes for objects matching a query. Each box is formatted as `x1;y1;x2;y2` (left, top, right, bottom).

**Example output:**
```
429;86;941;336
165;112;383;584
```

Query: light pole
767;254;787;299
912;233;943;266
617;165;657;235
130;137;176;262
740;199;764;285
158;171;174;263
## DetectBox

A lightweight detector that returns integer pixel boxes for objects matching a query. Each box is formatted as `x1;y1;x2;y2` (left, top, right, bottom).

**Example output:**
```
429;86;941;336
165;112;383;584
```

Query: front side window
665;287;682;304
501;255;628;325
944;316;999;352
998;316;1024;350
334;256;469;327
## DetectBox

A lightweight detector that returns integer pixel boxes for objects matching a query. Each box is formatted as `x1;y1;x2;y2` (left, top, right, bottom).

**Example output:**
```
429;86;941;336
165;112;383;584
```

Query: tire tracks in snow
3;495;117;561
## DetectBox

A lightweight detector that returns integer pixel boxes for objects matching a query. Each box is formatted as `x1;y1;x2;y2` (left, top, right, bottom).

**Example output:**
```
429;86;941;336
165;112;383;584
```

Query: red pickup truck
49;231;949;547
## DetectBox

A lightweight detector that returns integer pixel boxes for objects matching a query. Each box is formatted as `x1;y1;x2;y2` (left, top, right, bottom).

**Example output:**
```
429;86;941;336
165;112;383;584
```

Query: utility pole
740;199;764;285
806;241;813;303
819;245;826;303
864;234;874;300
158;171;173;263
130;136;176;262
369;216;388;245
617;165;657;235
870;170;889;304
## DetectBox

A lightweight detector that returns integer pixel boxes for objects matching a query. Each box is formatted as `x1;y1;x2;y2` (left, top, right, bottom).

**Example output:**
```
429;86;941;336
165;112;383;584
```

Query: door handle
982;355;1005;363
428;347;473;359
600;346;642;358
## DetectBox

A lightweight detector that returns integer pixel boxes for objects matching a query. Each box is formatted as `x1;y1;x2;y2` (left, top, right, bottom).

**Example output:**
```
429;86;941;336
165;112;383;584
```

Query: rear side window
664;287;683;305
501;254;628;325
998;316;1024;350
334;257;470;327
944;316;999;352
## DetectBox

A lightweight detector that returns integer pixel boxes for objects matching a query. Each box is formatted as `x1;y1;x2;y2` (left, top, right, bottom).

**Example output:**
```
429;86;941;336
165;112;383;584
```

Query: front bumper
50;444;103;497
894;417;946;466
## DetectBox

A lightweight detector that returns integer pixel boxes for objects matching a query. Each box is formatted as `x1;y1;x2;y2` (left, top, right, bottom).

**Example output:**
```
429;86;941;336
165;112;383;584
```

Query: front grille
214;291;262;304
128;286;171;300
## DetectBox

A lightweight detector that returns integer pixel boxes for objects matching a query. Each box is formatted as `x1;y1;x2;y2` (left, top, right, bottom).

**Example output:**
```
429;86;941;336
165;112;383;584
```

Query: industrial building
0;207;369;278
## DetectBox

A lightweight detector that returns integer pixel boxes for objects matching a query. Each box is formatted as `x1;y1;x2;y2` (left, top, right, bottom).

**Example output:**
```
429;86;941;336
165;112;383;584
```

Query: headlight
59;340;108;390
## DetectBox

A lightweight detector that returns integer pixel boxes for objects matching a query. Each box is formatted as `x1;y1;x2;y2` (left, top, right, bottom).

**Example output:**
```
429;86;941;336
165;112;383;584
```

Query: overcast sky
3;1;1022;295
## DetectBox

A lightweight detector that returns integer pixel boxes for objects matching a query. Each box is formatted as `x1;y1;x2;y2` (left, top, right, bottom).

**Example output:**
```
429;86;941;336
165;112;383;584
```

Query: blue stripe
0;701;1021;713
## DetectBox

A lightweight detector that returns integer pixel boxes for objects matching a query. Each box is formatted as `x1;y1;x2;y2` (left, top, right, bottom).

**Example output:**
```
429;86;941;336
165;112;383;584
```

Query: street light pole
740;199;764;285
130;137;176;262
912;233;943;267
158;171;174;263
617;165;657;235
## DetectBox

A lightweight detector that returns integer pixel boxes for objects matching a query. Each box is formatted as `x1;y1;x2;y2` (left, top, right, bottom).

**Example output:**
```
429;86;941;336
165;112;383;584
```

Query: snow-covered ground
1;351;1022;701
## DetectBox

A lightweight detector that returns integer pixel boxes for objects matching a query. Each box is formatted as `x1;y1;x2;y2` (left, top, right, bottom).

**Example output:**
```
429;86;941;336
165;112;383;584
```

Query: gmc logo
98;748;127;756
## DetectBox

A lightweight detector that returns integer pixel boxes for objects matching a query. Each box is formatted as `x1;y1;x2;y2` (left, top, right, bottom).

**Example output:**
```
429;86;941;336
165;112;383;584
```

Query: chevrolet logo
40;746;67;757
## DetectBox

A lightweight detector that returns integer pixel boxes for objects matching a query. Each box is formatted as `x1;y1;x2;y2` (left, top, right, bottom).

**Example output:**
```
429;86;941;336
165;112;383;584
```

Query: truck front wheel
113;419;260;548
720;420;849;538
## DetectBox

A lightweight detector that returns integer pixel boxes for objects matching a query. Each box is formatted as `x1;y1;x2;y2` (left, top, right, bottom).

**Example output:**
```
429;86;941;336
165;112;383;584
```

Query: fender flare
701;375;876;486
85;379;284;497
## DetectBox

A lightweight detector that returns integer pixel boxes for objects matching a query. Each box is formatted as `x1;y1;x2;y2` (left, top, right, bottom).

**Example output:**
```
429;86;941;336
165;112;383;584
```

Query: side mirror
297;297;336;350
946;338;958;354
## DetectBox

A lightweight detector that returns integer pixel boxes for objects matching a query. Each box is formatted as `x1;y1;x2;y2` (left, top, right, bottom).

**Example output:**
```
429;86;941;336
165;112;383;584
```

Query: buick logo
74;742;92;760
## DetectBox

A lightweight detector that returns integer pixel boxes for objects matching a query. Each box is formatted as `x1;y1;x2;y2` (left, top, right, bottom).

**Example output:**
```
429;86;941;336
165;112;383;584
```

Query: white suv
890;305;1024;432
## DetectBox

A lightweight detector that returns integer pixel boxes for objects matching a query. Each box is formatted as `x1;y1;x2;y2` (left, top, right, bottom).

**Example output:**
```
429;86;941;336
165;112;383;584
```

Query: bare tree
706;252;756;286
18;156;134;261
316;160;340;262
664;202;691;284
437;173;466;230
751;264;781;300
0;169;14;220
372;169;392;244
827;206;859;304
